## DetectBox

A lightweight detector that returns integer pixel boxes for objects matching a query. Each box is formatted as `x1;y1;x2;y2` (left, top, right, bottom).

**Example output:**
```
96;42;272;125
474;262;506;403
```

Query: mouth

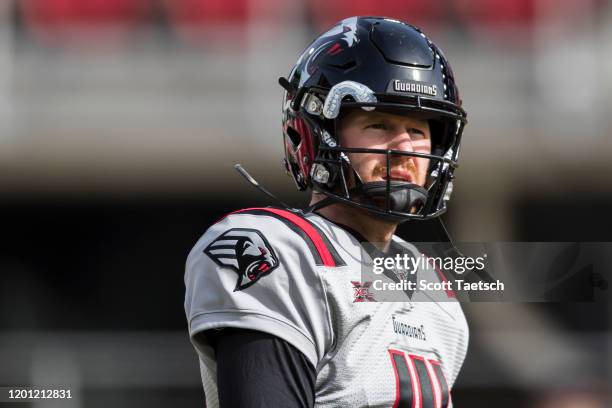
382;169;414;183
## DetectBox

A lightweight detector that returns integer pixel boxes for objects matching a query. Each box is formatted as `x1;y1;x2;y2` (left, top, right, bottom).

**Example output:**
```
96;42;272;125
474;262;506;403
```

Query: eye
365;123;388;130
408;128;428;140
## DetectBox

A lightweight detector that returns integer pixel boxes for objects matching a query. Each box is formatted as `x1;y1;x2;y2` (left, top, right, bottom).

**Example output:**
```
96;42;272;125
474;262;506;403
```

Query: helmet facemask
300;82;463;222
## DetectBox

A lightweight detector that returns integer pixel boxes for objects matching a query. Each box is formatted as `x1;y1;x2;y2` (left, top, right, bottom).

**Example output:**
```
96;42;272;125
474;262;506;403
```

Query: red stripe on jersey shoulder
217;207;338;267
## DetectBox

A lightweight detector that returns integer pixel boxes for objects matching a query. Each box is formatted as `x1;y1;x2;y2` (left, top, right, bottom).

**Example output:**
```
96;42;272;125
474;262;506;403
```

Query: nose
387;128;415;153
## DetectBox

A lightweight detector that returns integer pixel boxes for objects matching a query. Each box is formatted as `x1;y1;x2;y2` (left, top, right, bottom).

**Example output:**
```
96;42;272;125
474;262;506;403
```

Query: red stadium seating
452;0;534;26
306;0;446;31
163;0;290;49
21;0;150;49
163;0;248;48
164;0;249;26
449;0;599;46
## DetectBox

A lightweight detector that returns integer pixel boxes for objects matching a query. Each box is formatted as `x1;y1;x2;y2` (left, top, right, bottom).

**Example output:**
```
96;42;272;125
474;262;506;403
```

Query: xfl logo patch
352;281;376;302
204;228;279;291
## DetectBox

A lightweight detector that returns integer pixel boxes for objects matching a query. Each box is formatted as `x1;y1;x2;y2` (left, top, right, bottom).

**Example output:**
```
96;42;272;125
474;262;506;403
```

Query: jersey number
388;349;450;408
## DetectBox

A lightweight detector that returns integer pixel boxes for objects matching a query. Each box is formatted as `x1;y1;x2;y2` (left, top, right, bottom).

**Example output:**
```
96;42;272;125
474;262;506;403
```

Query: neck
310;193;398;251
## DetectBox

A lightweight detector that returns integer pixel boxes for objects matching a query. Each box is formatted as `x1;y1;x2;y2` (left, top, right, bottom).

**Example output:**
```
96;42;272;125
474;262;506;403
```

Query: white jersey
185;207;469;408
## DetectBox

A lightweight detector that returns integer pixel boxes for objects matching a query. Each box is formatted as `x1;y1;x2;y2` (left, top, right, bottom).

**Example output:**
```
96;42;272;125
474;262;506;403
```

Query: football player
185;16;469;407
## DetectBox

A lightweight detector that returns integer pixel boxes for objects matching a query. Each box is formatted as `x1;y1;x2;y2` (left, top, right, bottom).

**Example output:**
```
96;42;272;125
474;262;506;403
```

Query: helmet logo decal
392;79;437;96
320;16;359;48
303;17;360;76
323;81;377;119
204;228;279;291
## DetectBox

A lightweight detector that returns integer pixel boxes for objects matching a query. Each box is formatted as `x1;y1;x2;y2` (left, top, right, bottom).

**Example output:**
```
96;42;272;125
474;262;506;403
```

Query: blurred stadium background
0;0;610;407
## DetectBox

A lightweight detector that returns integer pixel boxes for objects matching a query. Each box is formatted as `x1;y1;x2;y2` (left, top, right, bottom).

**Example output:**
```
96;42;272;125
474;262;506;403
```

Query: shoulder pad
211;207;345;268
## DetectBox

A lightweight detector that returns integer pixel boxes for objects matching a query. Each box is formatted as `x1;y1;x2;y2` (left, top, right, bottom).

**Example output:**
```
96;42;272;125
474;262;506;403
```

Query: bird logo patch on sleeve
204;228;280;291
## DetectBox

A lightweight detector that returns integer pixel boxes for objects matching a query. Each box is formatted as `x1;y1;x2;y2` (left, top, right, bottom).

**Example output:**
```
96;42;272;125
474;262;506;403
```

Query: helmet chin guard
360;181;428;218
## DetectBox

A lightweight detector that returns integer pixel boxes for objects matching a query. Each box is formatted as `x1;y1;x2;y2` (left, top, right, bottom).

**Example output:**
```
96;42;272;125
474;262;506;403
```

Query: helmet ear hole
286;127;302;147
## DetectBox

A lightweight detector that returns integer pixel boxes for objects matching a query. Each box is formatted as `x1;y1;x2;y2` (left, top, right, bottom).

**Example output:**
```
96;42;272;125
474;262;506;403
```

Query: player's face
338;110;431;188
